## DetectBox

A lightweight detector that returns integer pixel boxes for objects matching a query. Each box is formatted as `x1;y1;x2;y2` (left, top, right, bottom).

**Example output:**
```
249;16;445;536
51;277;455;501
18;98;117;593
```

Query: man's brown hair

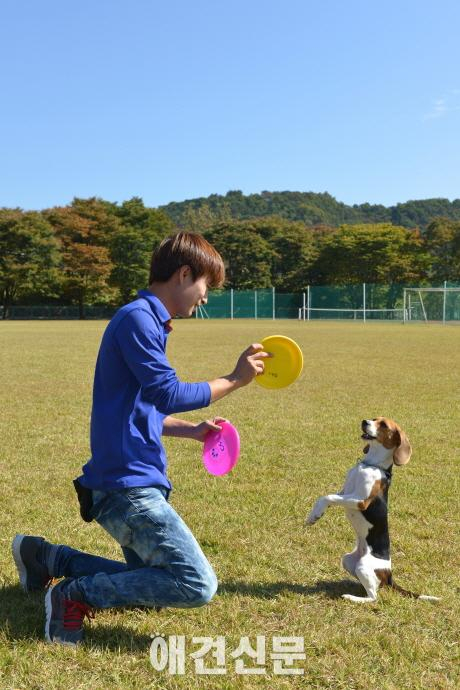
149;232;225;288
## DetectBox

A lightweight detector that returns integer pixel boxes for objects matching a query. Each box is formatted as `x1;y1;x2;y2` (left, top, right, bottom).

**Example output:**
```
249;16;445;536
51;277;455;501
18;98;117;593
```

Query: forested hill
160;191;460;229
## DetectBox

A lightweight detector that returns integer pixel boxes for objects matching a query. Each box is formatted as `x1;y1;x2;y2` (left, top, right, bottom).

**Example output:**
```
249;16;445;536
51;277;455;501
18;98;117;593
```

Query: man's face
176;269;209;318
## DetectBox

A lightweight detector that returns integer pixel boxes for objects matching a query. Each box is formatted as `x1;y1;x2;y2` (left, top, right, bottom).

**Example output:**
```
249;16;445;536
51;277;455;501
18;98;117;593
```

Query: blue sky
1;0;459;210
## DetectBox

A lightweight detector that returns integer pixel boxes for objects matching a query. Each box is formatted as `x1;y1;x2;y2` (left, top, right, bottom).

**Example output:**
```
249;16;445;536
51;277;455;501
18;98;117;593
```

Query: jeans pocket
124;487;170;532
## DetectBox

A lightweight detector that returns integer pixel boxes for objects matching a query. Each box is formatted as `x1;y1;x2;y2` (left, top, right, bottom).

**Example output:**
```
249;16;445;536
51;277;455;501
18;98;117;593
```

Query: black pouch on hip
73;478;94;522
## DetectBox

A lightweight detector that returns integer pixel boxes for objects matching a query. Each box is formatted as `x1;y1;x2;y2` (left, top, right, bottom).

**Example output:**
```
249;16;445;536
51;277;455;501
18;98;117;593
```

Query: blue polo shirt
79;290;211;491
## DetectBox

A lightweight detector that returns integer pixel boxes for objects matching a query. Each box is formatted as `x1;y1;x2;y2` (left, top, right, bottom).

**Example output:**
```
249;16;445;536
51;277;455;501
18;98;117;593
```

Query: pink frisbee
202;421;240;476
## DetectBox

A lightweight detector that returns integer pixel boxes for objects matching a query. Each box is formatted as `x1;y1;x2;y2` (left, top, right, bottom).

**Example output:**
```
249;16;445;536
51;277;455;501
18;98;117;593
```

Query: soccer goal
195;305;210;318
297;307;405;321
403;287;460;323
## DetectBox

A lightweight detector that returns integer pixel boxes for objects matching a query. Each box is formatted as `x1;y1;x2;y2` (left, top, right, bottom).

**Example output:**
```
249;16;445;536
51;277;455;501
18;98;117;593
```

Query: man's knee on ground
189;570;218;607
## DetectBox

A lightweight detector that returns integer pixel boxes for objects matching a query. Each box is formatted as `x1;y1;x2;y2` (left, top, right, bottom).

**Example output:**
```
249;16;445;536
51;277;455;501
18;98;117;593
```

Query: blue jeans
49;486;218;609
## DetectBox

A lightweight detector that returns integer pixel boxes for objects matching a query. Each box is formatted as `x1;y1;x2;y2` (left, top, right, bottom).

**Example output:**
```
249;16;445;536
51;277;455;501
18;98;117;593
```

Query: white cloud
423;91;460;121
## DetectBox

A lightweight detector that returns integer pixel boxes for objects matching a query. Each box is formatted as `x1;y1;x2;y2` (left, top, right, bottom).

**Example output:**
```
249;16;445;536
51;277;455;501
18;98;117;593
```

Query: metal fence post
363;283;366;323
443;281;447;325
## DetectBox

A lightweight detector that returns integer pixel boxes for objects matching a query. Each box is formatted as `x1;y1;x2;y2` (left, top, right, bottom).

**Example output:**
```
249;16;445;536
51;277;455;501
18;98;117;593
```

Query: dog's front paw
305;498;328;525
305;512;318;526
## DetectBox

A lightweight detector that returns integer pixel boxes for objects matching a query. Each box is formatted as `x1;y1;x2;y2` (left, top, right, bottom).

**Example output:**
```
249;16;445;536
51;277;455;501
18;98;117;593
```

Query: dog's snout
361;419;368;430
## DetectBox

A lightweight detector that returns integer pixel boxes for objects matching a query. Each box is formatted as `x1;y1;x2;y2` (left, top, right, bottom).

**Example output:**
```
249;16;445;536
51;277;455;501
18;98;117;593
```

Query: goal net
298;307;405;321
403;287;460;323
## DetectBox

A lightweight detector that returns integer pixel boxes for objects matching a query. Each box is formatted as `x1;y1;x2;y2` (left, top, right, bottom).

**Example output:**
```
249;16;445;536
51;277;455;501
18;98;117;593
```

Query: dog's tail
390;581;440;602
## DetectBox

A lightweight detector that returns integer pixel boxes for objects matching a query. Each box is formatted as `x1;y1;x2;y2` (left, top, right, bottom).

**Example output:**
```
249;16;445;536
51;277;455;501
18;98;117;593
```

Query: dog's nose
361;420;368;429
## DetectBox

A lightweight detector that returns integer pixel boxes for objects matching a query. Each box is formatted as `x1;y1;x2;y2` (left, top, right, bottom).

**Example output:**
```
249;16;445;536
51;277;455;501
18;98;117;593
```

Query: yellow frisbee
256;335;303;389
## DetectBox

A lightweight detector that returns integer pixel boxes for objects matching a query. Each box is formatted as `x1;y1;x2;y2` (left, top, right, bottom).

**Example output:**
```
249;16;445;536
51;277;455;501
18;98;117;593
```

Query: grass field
0;319;459;690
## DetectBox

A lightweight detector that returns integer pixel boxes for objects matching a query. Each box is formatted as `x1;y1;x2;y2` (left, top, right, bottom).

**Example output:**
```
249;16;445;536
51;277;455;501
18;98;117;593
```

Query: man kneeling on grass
12;231;269;646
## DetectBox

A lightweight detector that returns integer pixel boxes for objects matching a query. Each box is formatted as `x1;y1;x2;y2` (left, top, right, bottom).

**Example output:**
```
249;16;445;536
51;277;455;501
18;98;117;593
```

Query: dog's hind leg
341;551;360;578
342;559;380;603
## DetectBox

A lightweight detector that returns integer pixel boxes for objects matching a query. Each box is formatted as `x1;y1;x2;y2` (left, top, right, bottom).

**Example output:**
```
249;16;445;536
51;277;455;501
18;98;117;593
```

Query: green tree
44;206;114;318
112;197;174;240
107;197;174;303
311;224;431;304
160;190;460;230
424;218;460;282
70;197;121;245
205;222;275;289
109;226;158;303
248;217;318;291
0;209;60;318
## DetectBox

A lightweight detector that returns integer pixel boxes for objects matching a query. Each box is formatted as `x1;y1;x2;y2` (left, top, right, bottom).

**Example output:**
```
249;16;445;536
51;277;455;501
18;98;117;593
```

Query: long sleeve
114;309;211;415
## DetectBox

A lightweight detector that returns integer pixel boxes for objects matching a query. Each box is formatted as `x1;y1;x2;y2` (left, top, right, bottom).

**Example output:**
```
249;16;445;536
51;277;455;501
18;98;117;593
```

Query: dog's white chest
342;464;378;496
346;507;373;539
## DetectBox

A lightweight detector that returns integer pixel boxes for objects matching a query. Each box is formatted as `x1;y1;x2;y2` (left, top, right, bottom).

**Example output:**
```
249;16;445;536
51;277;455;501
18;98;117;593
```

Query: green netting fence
198;283;460;321
4;283;460;321
199;289;300;319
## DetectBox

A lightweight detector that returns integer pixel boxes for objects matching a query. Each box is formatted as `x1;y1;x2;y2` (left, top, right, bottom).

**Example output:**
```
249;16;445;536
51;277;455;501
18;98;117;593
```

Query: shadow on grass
0;583;44;639
0;584;158;652
84;623;156;653
0;578;365;651
218;578;365;599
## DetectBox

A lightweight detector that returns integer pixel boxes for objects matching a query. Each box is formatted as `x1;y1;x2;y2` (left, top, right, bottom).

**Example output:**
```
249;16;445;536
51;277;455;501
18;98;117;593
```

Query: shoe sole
12;534;28;592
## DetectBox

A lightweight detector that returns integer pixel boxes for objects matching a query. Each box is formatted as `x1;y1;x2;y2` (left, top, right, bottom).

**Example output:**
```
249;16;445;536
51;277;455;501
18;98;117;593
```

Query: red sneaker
45;579;95;646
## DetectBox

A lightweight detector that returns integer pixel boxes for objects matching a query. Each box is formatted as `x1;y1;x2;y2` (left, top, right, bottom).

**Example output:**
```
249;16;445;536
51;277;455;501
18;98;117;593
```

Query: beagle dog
306;417;440;603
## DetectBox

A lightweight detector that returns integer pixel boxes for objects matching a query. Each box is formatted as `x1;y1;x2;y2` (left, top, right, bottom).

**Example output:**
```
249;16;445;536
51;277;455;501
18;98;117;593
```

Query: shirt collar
137;289;173;331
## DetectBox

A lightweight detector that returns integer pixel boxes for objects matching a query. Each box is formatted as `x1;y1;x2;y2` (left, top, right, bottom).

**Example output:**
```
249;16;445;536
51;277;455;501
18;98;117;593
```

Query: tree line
161;190;460;229
1;195;460;318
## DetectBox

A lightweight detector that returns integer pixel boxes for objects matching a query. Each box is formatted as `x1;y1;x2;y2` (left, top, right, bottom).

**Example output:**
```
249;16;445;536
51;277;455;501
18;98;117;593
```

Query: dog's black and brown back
360;465;391;561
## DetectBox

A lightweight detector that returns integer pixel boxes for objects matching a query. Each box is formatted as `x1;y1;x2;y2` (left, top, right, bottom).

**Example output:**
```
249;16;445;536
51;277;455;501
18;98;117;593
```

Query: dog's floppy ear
393;429;412;466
